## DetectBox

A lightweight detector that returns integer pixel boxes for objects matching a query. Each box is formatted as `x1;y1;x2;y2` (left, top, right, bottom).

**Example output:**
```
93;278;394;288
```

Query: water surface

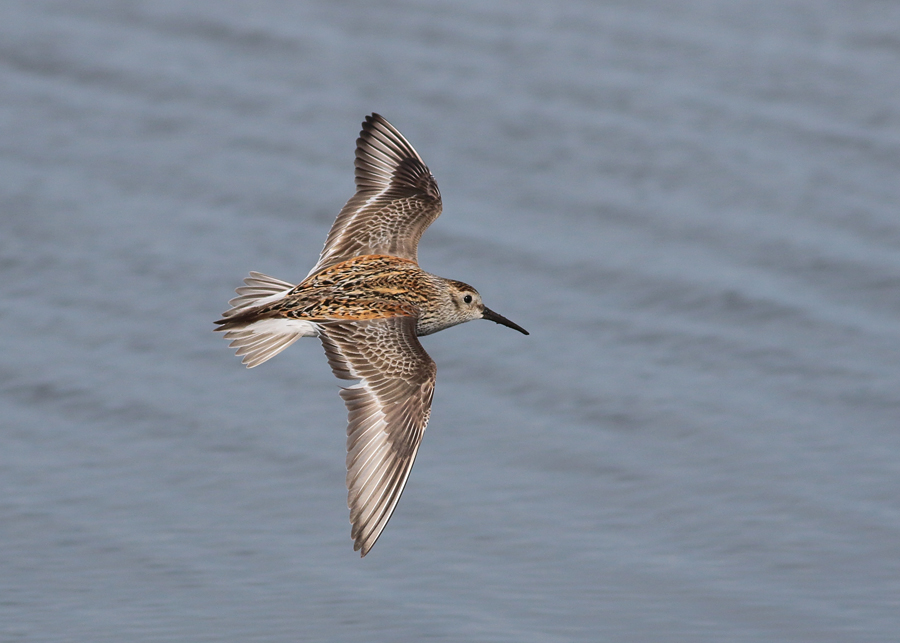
2;1;899;641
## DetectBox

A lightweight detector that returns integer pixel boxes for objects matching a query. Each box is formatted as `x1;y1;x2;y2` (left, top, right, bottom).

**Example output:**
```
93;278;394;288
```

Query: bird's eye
463;294;473;304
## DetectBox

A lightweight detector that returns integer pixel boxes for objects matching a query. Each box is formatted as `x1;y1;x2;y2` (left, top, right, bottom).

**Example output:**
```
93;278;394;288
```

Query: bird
215;113;528;556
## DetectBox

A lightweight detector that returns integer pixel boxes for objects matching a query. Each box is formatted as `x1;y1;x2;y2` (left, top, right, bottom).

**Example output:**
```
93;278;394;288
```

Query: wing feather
307;114;442;277
318;316;436;556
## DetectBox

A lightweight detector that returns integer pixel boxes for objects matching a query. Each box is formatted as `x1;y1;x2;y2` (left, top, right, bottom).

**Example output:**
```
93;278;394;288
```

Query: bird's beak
481;307;529;335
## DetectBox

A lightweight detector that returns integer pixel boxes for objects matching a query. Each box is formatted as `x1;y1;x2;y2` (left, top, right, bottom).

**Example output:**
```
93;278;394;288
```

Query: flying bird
216;113;528;556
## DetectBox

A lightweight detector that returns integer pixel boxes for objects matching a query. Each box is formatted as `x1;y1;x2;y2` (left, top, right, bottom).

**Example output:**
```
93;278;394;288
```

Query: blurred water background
2;1;899;641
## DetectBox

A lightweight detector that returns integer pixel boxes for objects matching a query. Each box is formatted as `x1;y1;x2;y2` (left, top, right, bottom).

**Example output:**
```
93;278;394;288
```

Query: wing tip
356;113;422;164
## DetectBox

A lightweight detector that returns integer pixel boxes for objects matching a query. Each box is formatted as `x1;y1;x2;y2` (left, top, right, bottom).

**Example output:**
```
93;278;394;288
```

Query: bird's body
216;114;527;556
221;254;481;337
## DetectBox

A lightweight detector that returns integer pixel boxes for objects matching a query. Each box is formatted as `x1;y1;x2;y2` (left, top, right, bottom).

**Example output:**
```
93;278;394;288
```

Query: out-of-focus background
2;1;899;641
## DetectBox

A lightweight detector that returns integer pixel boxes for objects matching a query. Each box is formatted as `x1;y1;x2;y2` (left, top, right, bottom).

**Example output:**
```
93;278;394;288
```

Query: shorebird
215;113;528;556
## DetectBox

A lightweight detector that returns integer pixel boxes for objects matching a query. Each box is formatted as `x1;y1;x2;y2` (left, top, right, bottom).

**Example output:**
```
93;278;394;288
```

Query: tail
215;272;317;368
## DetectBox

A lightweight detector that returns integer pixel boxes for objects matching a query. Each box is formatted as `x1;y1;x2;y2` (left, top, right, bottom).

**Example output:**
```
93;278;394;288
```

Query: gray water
2;1;899;641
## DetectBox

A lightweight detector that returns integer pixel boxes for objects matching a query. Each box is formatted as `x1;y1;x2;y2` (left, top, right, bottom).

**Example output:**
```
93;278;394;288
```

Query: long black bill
481;306;529;335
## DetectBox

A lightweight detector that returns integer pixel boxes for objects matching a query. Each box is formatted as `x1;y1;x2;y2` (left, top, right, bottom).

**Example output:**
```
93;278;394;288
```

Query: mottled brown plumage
215;113;527;556
220;254;488;336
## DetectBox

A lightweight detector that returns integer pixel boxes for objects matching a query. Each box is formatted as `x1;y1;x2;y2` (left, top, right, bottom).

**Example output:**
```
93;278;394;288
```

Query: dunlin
215;113;528;556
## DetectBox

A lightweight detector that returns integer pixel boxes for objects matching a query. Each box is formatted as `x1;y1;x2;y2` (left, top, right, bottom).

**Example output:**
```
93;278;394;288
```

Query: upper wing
318;316;437;556
307;113;442;277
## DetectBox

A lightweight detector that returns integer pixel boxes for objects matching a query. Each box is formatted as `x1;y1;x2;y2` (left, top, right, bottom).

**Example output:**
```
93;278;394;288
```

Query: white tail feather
222;272;296;318
217;272;316;368
223;317;318;368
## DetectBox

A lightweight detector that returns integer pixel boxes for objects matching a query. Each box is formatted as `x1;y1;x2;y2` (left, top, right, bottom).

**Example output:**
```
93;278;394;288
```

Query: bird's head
445;280;529;335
